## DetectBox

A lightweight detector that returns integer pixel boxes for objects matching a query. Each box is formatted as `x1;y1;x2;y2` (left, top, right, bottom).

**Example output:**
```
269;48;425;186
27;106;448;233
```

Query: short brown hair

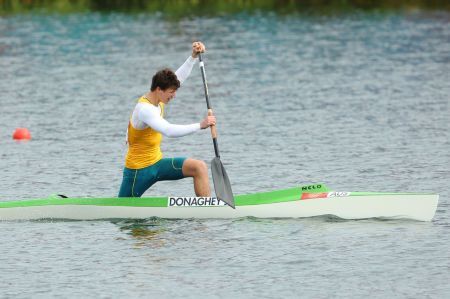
150;68;180;91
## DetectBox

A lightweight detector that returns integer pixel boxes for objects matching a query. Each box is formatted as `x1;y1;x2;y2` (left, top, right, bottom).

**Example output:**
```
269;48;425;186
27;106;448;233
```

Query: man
118;42;216;198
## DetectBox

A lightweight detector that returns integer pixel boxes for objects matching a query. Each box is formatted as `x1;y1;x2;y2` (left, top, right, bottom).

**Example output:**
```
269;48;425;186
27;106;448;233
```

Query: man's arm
175;41;206;84
139;104;201;138
175;56;197;84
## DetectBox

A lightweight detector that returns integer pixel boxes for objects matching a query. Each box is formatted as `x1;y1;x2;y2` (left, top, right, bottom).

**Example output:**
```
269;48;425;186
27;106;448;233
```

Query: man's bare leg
182;158;211;196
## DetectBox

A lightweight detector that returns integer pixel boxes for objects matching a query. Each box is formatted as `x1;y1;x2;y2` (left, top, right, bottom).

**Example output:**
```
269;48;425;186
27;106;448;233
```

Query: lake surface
1;11;449;298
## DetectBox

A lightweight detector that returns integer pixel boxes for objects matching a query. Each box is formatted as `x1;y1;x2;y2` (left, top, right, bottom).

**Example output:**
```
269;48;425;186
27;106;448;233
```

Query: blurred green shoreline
1;0;449;16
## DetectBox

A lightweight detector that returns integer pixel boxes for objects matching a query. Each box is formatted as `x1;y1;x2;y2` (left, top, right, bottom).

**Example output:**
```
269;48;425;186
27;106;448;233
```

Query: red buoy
13;128;32;141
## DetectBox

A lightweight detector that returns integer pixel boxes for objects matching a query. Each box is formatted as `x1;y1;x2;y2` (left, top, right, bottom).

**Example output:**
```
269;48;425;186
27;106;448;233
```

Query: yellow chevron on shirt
125;96;165;169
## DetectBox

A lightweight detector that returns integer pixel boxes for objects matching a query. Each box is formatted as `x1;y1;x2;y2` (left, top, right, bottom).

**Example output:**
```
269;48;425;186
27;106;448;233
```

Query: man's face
159;87;177;104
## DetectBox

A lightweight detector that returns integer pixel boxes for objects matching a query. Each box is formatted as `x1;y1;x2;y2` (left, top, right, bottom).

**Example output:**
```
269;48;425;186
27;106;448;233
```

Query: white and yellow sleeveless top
124;96;201;169
125;97;165;169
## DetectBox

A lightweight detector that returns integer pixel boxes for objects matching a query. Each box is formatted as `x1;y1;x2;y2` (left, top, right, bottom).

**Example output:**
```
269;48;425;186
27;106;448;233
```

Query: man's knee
196;160;208;176
183;159;208;177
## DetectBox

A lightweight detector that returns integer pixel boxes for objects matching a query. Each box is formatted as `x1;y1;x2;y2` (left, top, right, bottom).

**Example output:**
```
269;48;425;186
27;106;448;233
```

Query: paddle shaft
198;53;235;208
198;53;220;158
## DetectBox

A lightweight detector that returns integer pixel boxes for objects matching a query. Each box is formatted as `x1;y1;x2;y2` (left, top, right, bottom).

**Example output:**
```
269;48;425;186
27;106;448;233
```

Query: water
1;11;450;298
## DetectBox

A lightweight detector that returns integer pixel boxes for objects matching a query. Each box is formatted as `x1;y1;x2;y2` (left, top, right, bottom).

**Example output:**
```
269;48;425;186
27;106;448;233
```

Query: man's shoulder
135;101;161;116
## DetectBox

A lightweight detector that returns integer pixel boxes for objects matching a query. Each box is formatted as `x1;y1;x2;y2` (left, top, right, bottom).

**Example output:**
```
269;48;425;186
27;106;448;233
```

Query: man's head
150;68;180;104
151;68;180;91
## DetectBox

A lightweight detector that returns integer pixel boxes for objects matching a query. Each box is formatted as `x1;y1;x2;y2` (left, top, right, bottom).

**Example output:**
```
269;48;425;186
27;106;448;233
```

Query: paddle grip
208;109;217;139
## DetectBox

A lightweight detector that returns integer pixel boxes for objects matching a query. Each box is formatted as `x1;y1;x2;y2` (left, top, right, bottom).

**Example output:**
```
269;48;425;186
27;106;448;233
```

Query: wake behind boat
0;184;439;221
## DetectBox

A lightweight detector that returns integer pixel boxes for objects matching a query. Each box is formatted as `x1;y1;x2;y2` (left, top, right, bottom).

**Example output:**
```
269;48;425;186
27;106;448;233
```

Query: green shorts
118;157;187;197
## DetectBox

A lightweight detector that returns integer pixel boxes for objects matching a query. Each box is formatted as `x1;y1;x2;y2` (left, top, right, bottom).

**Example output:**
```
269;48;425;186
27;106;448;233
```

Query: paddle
198;53;235;209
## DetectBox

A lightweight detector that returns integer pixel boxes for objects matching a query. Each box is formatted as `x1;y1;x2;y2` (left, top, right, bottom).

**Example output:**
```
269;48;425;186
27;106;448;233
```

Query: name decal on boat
301;192;351;200
168;197;227;207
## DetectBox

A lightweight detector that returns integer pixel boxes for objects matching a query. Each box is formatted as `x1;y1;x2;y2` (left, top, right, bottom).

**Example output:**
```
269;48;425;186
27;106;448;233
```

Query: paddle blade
211;157;235;209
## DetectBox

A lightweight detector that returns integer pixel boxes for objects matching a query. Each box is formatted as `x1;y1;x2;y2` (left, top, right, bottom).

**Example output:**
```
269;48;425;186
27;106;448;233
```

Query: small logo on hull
301;192;351;200
327;192;350;198
301;184;323;191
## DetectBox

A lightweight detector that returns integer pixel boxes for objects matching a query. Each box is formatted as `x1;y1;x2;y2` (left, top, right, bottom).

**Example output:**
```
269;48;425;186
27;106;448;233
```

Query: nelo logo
301;184;322;191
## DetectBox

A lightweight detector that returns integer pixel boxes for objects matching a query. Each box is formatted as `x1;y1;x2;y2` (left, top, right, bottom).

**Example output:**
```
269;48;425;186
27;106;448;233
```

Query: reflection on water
113;218;168;248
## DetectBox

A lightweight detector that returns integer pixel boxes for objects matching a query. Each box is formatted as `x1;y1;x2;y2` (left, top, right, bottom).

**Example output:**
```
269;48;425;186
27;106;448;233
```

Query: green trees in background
1;0;449;14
